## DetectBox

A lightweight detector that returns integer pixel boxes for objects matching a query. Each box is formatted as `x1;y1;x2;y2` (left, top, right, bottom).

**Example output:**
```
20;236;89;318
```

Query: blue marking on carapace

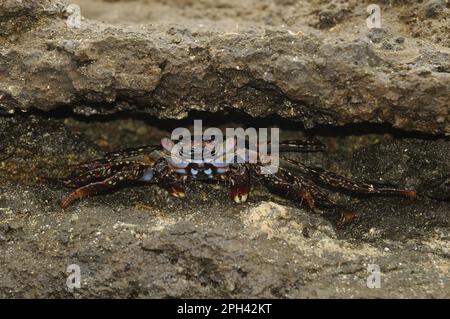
215;167;228;174
140;169;154;182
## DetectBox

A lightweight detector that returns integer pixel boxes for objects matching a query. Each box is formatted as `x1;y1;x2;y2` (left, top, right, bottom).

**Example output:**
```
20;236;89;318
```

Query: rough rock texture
0;115;449;298
0;0;449;134
0;0;449;299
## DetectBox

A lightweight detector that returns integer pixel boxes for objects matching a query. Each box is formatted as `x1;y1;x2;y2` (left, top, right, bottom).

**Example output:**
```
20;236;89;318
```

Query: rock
0;0;449;134
423;0;447;18
0;115;448;297
0;0;63;37
311;1;355;29
367;28;390;43
427;175;450;201
0;0;449;299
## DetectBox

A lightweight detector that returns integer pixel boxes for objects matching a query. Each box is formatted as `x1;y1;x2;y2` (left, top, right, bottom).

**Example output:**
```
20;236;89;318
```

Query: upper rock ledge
0;0;449;134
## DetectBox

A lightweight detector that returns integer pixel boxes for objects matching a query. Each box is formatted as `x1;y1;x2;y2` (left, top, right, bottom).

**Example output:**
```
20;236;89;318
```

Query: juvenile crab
60;136;416;225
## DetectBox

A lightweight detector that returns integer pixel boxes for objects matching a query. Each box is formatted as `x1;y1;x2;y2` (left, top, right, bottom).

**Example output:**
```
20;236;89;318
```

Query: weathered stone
0;115;448;298
0;0;449;299
0;0;449;134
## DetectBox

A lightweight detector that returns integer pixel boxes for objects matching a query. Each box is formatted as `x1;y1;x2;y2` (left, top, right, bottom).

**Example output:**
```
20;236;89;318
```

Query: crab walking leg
61;166;146;208
297;178;356;225
63;145;162;187
103;144;161;161
263;139;326;154
157;174;187;198
282;158;417;198
227;165;251;203
276;139;327;153
259;167;355;225
258;167;317;210
61;161;131;188
311;167;417;197
151;158;187;198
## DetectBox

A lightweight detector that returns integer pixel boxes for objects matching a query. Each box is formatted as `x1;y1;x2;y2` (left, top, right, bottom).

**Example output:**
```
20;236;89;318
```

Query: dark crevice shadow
2;107;446;140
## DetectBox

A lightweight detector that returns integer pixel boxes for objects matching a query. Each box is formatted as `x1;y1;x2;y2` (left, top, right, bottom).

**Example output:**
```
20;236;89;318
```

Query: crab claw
229;166;250;204
169;185;186;198
232;191;248;203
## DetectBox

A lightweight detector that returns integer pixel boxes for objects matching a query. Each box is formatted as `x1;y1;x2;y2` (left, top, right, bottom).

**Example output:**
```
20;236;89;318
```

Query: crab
59;136;416;225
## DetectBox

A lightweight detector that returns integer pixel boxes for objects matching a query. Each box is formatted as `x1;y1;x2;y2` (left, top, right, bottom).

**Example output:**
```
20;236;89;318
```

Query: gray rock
0;0;449;299
423;0;447;18
0;115;448;298
0;0;449;134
